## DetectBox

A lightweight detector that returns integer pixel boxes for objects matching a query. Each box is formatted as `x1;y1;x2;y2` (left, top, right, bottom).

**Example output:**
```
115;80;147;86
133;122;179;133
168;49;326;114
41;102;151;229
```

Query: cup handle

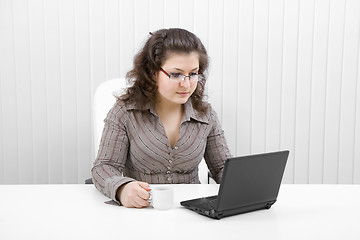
147;190;153;204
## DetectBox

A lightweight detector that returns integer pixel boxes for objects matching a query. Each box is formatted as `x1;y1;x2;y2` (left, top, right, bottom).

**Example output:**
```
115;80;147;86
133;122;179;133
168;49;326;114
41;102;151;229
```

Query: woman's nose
179;77;191;88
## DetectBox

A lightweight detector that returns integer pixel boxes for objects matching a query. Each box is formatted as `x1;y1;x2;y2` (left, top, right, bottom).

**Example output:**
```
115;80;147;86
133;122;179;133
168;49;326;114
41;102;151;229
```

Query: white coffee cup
150;186;173;210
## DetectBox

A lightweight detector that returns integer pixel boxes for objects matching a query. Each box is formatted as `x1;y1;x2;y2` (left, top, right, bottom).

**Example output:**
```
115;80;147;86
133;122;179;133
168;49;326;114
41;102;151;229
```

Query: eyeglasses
160;68;203;82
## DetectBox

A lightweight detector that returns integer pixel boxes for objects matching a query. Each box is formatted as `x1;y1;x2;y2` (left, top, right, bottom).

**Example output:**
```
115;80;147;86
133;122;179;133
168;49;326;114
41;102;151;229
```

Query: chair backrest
92;78;211;184
93;78;127;156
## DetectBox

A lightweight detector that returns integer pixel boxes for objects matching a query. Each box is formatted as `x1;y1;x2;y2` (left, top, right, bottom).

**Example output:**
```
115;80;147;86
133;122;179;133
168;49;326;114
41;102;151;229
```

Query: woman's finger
137;187;151;200
134;194;150;207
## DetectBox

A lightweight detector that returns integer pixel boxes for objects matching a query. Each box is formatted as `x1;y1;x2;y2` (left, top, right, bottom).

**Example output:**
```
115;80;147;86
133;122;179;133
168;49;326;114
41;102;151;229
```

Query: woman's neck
155;100;183;117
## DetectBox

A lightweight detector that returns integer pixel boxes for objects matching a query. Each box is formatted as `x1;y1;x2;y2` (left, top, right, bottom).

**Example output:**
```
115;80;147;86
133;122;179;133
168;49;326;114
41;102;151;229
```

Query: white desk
0;184;359;240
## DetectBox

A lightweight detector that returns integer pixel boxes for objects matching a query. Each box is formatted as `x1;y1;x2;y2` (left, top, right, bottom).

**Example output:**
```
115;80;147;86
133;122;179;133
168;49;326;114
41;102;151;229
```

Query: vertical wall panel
308;0;330;184
0;72;3;183
75;0;92;183
44;0;63;183
251;0;269;154
293;0;314;183
222;0;239;156
338;0;360;184
134;0;149;54
207;0;224;120
194;0;209;49
13;0;34;183
1;0;360;184
0;0;19;184
0;0;8;183
29;0;49;183
265;0;284;153
323;0;346;184
149;0;164;31
60;0;78;183
105;0;121;80
90;0;106;89
354;45;360;184
178;0;194;31
119;0;134;77
236;0;253;156
280;0;299;183
164;0;179;29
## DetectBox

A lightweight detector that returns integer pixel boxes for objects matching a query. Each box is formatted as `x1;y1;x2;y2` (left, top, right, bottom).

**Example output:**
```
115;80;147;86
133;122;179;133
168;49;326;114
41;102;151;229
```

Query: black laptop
180;150;289;219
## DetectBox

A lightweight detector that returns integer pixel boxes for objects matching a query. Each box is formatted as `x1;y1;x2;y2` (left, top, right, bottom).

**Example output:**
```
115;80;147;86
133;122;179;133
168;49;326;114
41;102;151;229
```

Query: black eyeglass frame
160;68;203;82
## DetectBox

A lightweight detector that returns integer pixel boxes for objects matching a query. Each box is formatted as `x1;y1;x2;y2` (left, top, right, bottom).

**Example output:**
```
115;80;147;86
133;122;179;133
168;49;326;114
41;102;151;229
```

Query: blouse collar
126;99;209;124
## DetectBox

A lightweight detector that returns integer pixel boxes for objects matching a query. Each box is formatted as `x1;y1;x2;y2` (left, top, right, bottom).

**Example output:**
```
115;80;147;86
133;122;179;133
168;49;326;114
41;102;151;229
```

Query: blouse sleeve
91;102;134;203
203;107;232;183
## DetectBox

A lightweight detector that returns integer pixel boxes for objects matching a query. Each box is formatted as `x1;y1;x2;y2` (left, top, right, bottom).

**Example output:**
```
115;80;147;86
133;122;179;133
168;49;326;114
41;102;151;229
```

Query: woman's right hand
116;181;151;208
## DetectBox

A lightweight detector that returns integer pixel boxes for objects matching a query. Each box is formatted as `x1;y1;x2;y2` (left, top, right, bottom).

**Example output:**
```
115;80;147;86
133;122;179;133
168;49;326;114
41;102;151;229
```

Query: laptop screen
216;151;289;211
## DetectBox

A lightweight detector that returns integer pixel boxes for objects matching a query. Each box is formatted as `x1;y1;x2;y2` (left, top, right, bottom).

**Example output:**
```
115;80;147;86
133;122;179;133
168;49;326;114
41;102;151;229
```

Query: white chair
88;78;212;184
93;78;127;157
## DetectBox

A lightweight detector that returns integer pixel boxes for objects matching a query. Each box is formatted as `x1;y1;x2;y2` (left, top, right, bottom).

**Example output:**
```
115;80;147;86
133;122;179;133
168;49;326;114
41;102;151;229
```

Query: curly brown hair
119;28;209;114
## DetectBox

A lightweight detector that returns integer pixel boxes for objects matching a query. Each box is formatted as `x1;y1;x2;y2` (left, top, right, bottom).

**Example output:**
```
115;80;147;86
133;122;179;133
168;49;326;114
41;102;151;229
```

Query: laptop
180;150;289;219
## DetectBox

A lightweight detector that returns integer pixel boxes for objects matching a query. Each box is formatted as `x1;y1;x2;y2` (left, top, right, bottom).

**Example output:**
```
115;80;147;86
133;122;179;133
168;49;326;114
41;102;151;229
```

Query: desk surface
0;184;359;240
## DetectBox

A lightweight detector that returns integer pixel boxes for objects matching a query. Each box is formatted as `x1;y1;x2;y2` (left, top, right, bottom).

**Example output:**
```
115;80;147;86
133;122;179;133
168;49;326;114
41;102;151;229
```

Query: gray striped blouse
91;99;232;202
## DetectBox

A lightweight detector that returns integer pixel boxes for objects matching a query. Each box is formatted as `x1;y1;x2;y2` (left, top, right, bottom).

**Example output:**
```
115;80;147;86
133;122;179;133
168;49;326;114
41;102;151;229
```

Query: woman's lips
176;92;189;97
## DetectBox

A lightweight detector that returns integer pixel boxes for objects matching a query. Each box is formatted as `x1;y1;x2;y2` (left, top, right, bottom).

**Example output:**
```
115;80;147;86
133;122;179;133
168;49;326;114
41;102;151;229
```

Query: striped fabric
91;99;232;202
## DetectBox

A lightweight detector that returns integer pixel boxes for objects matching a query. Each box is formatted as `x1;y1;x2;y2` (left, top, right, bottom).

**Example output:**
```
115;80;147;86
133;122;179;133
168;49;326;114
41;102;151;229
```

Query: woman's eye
170;73;181;78
189;72;198;77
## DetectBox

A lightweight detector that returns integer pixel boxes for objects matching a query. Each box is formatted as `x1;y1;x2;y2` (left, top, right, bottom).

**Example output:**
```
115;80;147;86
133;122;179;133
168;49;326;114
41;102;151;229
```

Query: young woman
92;28;231;208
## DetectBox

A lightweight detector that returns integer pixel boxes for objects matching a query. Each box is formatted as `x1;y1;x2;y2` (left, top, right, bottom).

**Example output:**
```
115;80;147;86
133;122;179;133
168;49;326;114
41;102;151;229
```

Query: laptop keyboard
206;198;217;209
193;196;218;209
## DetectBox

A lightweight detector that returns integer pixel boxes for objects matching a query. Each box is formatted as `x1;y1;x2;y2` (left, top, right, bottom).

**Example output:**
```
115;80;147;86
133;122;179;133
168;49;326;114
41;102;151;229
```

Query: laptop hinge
266;200;276;209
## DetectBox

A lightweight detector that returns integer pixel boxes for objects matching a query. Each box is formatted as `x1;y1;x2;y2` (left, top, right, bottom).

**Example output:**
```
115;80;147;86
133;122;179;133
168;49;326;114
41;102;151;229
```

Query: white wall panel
194;0;209;49
265;0;284;154
323;0;346;184
355;46;360;184
179;0;194;31
106;0;121;80
119;0;134;76
13;0;34;183
237;0;254;156
207;0;224;121
294;0;314;183
338;0;360;184
251;0;269;155
44;0;63;183
0;72;3;183
90;0;106;89
280;0;299;183
222;0;239;156
29;0;49;183
1;0;359;184
1;0;20;184
149;0;164;31
60;0;78;183
75;0;92;184
164;0;179;29
308;0;330;184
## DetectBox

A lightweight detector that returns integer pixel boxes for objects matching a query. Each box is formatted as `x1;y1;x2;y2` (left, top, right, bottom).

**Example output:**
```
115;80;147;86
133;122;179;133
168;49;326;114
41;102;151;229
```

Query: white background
0;0;359;184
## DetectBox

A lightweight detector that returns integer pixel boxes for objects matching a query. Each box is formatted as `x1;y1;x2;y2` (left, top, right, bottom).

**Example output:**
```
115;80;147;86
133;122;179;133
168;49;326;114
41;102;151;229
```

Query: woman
92;28;231;208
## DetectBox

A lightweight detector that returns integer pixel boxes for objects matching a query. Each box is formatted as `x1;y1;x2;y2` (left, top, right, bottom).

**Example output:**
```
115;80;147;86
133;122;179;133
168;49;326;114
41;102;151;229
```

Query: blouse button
167;177;171;181
174;146;179;150
169;152;173;157
168;160;173;163
166;171;171;174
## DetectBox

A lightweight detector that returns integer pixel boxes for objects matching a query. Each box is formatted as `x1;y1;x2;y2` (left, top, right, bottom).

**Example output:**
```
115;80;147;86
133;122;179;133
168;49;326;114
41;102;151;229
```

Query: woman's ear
152;71;159;83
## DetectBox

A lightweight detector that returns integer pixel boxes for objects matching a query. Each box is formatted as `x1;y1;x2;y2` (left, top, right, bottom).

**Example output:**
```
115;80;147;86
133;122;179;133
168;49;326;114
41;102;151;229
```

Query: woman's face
155;51;199;107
